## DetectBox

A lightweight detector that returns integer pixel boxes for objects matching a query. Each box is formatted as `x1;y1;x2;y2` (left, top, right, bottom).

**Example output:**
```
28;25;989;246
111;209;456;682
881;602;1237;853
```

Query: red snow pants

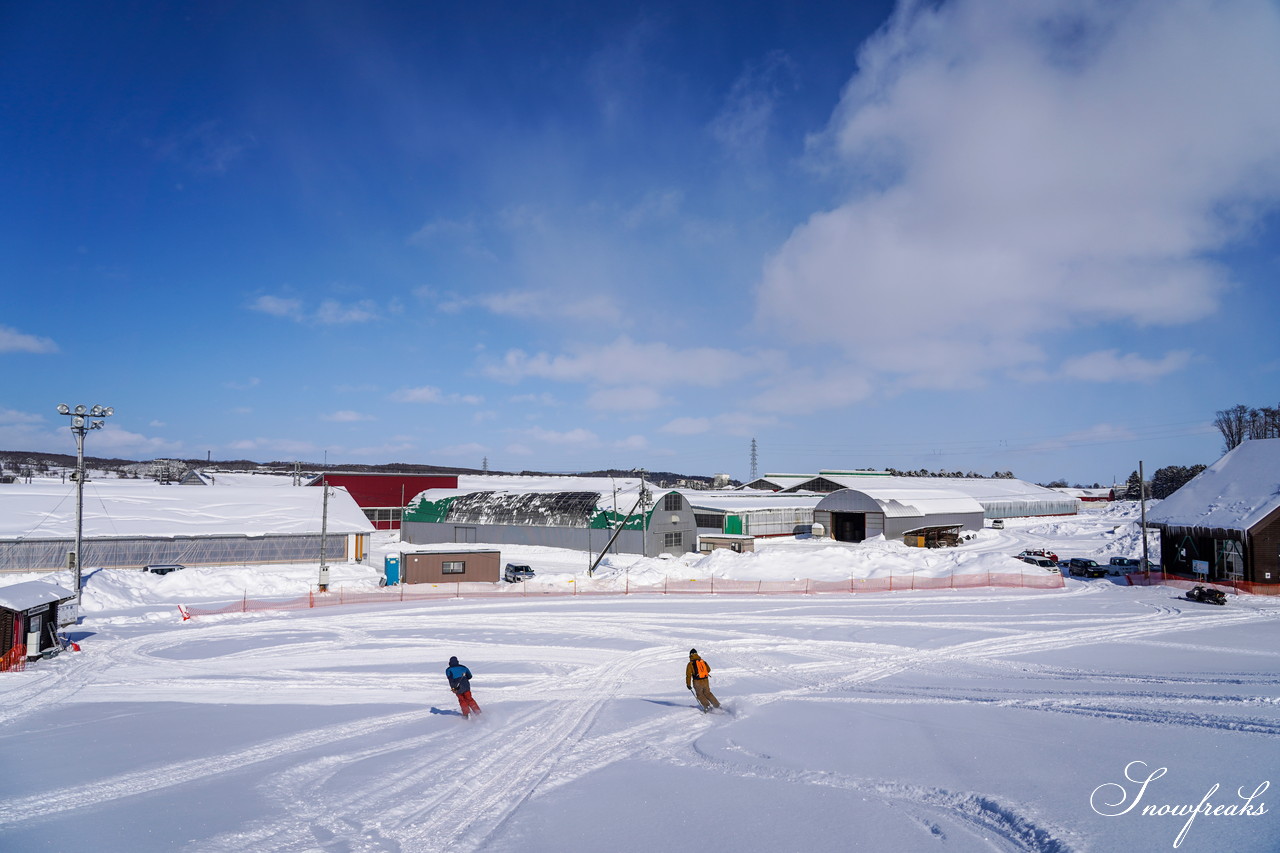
455;690;481;717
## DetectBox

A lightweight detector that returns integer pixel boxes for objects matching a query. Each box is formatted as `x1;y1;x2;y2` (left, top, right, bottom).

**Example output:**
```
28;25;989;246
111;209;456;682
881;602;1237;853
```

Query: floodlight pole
318;474;330;592
57;403;113;605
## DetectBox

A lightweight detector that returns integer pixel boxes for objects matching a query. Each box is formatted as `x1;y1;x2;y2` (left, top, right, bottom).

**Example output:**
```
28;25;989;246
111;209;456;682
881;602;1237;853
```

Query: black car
1067;558;1107;578
1187;585;1227;605
145;564;185;576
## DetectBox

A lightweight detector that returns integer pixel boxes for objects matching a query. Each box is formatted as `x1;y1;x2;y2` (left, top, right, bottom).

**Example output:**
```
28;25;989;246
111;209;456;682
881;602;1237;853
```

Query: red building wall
311;474;458;529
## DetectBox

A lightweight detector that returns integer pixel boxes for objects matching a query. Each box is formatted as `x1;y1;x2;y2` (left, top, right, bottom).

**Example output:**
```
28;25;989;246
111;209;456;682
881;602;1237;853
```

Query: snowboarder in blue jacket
446;656;481;718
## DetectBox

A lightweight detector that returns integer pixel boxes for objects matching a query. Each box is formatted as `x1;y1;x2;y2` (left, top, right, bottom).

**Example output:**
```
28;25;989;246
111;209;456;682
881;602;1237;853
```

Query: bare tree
1214;404;1250;452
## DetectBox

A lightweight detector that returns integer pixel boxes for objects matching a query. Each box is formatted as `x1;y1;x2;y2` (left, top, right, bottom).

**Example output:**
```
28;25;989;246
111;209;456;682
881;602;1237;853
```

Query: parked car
1017;555;1060;572
1107;557;1141;575
1067;558;1107;578
990;519;1005;529
503;563;535;583
1186;585;1227;605
145;564;185;576
1019;548;1059;563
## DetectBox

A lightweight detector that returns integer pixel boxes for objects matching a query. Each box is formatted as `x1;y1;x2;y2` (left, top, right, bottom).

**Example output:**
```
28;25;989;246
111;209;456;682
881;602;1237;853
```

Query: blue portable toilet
384;554;401;586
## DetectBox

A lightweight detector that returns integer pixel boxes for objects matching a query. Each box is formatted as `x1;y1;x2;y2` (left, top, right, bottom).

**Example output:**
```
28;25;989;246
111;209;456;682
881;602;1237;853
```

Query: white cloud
487;337;780;388
660;416;712;435
0;325;58;354
348;440;417;458
250;294;383;325
435;442;488;458
1025;423;1137;454
315;299;379;324
525;426;600;446
710;50;796;164
80;426;184;456
479;290;622;323
751;370;874;415
227;437;318;455
586;386;670;412
759;0;1280;387
0;408;44;426
614;435;648;451
323;410;375;423
1059;349;1192;383
249;295;303;320
390;386;482;405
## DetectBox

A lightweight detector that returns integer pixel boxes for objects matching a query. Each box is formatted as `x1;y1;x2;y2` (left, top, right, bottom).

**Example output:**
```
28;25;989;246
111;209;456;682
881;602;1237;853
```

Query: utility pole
1139;460;1150;577
318;474;330;592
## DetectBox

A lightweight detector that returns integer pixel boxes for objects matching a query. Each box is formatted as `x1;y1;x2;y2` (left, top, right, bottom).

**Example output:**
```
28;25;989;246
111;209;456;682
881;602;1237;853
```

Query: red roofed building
309;473;458;529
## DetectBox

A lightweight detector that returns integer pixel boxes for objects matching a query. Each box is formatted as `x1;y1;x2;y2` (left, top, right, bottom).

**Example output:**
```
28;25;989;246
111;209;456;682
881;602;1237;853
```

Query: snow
1;503;1276;852
0;481;374;539
1146;438;1280;530
0;580;73;611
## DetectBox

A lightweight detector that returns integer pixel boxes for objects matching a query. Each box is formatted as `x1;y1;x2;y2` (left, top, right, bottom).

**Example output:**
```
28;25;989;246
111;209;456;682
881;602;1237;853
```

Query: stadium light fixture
57;402;112;609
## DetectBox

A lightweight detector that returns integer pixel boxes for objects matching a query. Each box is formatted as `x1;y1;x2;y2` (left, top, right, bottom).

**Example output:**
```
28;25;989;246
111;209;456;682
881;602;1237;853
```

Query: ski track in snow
2;584;1277;852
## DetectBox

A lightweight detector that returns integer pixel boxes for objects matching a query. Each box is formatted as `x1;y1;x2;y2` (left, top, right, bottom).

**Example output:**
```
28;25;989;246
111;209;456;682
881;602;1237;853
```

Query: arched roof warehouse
815;487;985;542
785;472;1077;518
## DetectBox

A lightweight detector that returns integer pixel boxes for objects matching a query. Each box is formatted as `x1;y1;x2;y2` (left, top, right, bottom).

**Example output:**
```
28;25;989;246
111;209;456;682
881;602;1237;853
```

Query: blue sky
3;0;1279;485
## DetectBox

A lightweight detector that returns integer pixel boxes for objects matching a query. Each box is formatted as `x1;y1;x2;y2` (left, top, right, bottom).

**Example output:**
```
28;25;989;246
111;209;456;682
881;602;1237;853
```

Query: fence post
242;591;247;612
710;577;714;595
309;589;314;608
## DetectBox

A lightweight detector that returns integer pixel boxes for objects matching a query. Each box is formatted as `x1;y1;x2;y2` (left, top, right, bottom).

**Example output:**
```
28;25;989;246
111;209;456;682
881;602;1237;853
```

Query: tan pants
692;678;719;709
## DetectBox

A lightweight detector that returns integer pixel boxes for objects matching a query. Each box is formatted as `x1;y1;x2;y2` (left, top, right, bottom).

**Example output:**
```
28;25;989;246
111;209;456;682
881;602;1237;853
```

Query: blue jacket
446;664;472;693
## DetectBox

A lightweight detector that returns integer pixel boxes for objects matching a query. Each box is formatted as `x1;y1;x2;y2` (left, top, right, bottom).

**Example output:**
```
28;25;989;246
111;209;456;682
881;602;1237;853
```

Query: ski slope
1;579;1277;852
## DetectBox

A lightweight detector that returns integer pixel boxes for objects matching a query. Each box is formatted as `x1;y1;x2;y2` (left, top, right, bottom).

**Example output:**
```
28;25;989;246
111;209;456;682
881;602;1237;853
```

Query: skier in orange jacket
685;648;720;712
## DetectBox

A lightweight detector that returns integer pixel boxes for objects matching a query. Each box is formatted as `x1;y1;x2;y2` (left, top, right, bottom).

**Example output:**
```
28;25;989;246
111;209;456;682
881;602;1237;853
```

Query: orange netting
1126;572;1278;596
0;644;27;673
180;570;1069;619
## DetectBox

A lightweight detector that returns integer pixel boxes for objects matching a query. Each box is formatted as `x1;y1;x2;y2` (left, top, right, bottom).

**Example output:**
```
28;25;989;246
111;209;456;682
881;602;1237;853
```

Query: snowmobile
1186;585;1227;606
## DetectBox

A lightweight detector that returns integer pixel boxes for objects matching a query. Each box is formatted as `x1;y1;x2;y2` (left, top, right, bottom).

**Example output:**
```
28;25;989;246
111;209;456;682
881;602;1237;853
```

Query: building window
1218;540;1245;579
694;513;725;529
663;493;682;512
442;561;465;575
664;531;683;548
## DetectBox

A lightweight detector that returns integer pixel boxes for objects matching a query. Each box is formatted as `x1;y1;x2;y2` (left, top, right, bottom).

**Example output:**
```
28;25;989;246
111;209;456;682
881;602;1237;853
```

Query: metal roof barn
0;482;374;571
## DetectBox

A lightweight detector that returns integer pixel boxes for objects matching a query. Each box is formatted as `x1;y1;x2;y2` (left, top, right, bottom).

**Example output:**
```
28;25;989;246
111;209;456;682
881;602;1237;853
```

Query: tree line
1214;403;1280;452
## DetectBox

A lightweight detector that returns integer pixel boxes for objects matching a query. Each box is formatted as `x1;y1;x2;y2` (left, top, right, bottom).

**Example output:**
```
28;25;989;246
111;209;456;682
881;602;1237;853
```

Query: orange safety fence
1126;572;1279;596
180;570;1068;619
0;644;26;673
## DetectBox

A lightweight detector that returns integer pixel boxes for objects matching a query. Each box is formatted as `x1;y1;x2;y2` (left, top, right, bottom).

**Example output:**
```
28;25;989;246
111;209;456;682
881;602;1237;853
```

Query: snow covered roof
816;487;985;519
1146;439;1280;530
741;474;820;490
786;473;1075;516
453;474;649;497
405;478;678;530
0;482;375;540
179;471;301;487
680;490;827;512
0;580;75;611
